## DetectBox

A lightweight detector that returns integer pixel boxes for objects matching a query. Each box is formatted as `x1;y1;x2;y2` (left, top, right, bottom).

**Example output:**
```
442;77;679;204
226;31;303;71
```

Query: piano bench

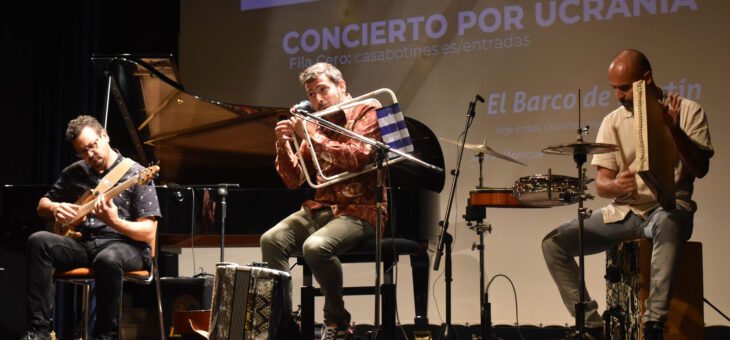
295;237;429;340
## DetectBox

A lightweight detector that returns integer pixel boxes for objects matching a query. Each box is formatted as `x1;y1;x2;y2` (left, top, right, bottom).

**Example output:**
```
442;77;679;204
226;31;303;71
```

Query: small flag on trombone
376;103;414;158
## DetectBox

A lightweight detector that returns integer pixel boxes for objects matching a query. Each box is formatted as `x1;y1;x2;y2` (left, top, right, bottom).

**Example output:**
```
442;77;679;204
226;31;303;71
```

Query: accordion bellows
208;263;291;340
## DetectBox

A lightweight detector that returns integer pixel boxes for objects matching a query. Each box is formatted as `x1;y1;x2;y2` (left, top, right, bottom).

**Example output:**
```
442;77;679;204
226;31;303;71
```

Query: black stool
297;237;429;340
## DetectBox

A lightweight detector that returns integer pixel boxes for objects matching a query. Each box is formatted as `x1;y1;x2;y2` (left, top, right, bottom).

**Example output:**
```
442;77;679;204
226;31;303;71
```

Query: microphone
291;100;314;114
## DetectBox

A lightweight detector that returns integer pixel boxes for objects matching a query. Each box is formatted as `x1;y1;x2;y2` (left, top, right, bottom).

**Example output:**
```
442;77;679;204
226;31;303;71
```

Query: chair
53;225;165;340
296;236;430;340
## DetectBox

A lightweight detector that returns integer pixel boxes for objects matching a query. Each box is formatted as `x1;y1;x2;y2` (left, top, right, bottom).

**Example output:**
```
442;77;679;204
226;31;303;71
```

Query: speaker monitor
160;276;214;339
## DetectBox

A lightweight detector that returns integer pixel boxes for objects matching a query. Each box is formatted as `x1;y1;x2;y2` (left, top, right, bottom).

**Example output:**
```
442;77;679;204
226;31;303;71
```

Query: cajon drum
606;240;703;340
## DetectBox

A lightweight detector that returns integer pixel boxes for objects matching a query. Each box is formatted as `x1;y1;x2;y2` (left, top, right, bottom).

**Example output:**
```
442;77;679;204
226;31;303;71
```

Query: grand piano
1;55;445;335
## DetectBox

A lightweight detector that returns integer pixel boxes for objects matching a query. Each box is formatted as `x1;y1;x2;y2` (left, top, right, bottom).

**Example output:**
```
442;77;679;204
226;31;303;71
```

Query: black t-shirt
44;152;162;264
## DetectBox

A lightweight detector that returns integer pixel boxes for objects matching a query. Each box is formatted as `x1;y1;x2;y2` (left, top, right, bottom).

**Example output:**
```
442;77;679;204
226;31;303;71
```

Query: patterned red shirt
275;95;387;230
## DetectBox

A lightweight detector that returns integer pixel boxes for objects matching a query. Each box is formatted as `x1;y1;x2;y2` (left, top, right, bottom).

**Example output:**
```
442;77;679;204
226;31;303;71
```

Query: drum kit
453;128;618;340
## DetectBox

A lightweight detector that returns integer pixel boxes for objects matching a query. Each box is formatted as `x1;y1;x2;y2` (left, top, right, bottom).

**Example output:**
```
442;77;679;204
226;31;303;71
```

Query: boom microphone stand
433;94;484;340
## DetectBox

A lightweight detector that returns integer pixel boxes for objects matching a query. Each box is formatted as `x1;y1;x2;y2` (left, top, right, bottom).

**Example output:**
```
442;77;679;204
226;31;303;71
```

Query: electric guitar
55;165;159;239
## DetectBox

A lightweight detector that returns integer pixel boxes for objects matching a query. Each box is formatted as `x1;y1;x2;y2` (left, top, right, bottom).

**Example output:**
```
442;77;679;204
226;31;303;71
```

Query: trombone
290;88;408;189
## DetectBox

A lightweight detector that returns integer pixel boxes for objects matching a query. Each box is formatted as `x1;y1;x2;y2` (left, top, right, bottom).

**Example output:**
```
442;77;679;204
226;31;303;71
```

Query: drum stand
464;152;499;340
464;209;498;340
544;131;617;340
568;129;592;340
542;91;617;339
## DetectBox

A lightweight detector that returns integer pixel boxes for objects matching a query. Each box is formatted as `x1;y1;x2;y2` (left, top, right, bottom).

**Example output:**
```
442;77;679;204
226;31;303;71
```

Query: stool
296;237;429;340
606;240;703;340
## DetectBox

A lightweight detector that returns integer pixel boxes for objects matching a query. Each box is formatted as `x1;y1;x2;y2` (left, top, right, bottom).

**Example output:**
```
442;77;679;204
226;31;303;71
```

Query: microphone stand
295;107;443;338
433;95;484;340
161;184;239;268
216;183;239;262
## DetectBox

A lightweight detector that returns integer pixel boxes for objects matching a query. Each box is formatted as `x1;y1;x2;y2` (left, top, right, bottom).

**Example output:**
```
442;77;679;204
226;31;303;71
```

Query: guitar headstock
136;165;160;184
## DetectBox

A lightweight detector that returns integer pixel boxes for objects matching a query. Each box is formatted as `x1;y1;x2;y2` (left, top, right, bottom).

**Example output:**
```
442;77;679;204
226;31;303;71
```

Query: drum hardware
464;197;500;340
464;189;537;339
438;137;526;166
542;90;617;339
443;132;527;340
512;168;595;207
469;217;496;340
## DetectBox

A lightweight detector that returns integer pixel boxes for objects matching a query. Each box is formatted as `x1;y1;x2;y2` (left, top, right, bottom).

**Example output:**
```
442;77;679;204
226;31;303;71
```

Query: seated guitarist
21;115;161;340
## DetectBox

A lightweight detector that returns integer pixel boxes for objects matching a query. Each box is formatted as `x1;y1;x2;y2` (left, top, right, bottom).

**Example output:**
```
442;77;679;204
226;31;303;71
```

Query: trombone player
261;62;386;340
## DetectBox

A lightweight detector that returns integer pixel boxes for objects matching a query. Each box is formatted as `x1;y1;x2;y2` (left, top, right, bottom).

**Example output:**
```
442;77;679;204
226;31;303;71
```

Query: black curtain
1;0;179;185
0;1;178;337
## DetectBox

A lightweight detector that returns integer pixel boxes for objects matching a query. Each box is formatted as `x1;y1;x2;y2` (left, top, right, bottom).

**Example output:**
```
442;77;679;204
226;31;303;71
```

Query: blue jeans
541;205;693;326
260;207;375;325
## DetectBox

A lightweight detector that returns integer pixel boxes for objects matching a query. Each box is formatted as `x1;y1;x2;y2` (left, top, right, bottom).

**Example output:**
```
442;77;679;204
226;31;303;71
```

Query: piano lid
93;55;290;186
93;54;444;191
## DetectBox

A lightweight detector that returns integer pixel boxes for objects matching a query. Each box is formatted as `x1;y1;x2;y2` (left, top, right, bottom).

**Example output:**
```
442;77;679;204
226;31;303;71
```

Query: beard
88;155;105;171
620;100;633;112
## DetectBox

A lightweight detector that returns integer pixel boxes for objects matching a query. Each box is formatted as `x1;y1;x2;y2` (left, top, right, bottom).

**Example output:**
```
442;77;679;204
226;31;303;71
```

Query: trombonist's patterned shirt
275;94;388;230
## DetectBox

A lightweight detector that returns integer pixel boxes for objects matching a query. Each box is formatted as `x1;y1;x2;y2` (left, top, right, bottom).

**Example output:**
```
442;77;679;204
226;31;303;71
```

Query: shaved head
608;49;655;111
609;49;652;80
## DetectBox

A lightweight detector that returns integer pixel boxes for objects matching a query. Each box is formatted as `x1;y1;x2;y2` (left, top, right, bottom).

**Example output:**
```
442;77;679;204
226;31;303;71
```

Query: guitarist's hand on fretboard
91;193;120;229
53;202;80;225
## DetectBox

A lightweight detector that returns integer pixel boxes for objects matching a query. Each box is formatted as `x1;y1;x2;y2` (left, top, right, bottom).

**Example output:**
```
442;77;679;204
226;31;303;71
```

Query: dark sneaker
19;328;50;340
320;323;351;340
643;321;664;340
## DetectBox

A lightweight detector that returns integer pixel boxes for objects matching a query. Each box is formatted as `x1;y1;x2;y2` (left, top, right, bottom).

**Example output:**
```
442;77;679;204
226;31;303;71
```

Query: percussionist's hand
662;92;681;130
53;202;79;224
615;170;638;194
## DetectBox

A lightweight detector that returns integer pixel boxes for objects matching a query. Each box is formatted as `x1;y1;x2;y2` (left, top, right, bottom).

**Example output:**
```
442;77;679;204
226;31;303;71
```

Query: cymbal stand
435;94;484;340
477;152;484;188
571;126;592;340
465;149;499;339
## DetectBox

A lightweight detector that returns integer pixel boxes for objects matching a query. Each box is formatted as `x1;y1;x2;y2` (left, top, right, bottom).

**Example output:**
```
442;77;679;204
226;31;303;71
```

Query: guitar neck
72;175;140;223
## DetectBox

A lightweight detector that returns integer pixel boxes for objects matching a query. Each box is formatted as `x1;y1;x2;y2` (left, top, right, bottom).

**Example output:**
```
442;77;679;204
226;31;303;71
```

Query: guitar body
55;190;95;239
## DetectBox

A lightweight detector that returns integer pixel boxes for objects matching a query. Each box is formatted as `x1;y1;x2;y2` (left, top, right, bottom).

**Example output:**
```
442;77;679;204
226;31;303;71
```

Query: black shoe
19;328;50;340
320;323;351;340
643;321;664;340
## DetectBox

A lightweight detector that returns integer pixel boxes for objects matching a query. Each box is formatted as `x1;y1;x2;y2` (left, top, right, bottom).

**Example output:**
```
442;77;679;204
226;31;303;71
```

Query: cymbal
541;141;618;155
439;138;526;166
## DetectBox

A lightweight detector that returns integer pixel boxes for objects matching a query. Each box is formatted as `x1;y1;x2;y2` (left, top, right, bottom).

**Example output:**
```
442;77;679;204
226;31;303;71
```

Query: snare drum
469;188;530;208
512;174;583;207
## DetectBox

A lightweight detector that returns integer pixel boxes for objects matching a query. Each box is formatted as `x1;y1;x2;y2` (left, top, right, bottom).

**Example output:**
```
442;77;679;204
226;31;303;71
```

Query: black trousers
25;231;145;334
